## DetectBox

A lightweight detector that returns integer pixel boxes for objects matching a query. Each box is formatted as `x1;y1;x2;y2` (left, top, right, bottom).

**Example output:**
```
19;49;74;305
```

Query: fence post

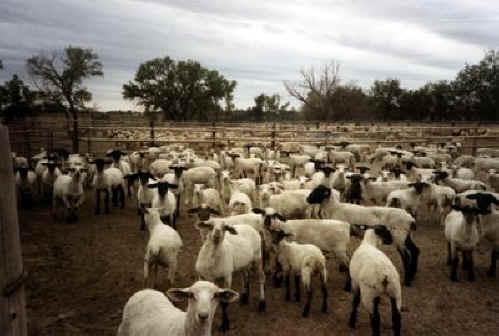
0;124;28;336
271;122;276;152
23;119;31;165
212;121;216;150
87;115;93;154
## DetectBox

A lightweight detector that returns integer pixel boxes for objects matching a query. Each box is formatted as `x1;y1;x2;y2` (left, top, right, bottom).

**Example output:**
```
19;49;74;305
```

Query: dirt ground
19;193;499;336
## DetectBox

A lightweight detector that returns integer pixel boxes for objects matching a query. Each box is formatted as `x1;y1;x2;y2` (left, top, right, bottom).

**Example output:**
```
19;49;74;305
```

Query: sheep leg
112;187;118;207
273;262;283;288
391;297;401;336
104;190;110;214
95;189;101;215
321;278;328;313
451;253;459;282
487;249;498;277
256;260;266;312
285;274;291;301
406;235;420;280
240;270;249;305
369;297;381;336
397;247;412;286
294;275;301;302
302;287;313;317
167;254;177;285
120;185;125;209
467;251;475;282
447;242;452;265
348;289;361;329
462;251;470;270
219;302;230;332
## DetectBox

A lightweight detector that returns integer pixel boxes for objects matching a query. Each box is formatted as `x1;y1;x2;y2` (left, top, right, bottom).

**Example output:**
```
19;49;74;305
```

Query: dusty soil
20;194;499;336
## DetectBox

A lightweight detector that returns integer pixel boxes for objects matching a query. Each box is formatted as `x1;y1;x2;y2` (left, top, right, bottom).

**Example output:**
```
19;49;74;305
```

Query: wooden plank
0;125;27;336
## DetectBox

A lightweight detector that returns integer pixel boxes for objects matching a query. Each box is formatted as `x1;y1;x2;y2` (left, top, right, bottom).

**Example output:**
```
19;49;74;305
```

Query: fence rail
5;118;499;161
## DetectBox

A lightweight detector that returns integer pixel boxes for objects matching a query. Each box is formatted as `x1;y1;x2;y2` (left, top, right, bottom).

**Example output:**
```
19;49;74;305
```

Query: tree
369;79;404;120
284;61;341;120
246;93;293;121
0;74;36;122
26;46;103;152
123;57;236;121
452;49;499;121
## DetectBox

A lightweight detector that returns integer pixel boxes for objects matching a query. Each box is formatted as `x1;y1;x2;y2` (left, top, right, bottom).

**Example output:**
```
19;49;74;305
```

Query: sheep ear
252;208;265;214
148;183;159;189
466;193;481;200
167;288;193;302
209;208;221;216
168;183;178;189
216;289;239;303
224;225;238;235
188;208;200;214
275;214;287;221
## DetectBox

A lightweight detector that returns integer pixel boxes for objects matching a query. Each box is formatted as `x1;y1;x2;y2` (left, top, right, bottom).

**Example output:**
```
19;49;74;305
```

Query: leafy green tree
26;46;103;152
369;79;404;120
0;74;36;122
123;57;236;121
248;93;293;121
452;50;499;121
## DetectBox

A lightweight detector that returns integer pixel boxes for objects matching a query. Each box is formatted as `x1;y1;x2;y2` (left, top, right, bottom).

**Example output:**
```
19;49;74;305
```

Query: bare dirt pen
20;192;499;336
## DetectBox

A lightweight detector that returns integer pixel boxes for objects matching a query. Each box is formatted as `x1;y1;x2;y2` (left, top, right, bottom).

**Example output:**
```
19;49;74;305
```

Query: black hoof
321;304;328;313
258;300;266;312
344;281;352;292
302;307;310;317
487;270;496;277
285;293;291;301
240;293;249;305
339;264;348;273
451;276;458;282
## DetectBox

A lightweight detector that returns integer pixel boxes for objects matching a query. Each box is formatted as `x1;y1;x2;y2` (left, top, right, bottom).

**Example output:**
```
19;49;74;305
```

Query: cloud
0;0;496;111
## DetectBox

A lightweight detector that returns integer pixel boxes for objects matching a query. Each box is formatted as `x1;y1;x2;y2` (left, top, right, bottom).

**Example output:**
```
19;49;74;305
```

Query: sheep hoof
302;307;310;317
339;264;348;273
321;304;328;313
95;209;100;215
344;281;352;292
258;300;266;312
240;293;249;305
487;269;496;277
450;276;458;282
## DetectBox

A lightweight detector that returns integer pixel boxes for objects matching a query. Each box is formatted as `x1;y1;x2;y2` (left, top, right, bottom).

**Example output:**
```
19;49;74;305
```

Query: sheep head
306;185;332;204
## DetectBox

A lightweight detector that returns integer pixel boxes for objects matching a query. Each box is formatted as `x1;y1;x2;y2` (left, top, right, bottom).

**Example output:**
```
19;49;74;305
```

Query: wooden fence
5;117;499;161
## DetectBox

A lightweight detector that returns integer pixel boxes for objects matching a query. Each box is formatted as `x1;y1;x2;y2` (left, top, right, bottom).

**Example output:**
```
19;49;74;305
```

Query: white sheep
268;189;314;219
268;225;328;317
192;184;225;215
433;170;488;193
15;167;37;207
228;185;252;216
443;206;482;282
52;166;87;221
195;220;266;331
348;225;402;336
182;166;219;208
142;207;183;288
148;180;178;229
307;185;419;286
256;207;351;291
91;158;126;214
117;281;238;336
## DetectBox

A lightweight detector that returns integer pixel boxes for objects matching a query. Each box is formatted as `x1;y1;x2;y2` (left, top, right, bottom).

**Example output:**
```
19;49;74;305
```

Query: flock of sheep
11;136;499;336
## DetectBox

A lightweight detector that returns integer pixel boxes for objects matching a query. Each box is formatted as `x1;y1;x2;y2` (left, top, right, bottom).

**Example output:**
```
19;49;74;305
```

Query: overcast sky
1;0;498;111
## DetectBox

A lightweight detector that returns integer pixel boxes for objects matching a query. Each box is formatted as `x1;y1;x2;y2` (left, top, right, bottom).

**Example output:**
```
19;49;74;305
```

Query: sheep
195;220;266;331
142;207;183;288
487;169;499;192
148;180;178;229
443;206;483;282
117;281;239;336
360;178;410;206
90;158;126;214
127;171;157;230
433;170;488;193
192;184;225;216
182;166;219;208
106;149;133;197
39;161;62;199
307;185;419;286
268;226;328;317
188;205;222;241
268;189;314;219
149;159;173;178
52;166;87;221
348;225;402;336
228;185;253;216
220;170;257;205
255;207;351;291
385;182;432;221
227;153;263;180
15;167;37;207
327;150;355;169
402;161;434;182
463;193;499;277
163;166;186;215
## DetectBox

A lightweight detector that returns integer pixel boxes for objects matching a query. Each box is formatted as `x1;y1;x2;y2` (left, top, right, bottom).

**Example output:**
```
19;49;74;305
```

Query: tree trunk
71;109;79;153
0;125;28;336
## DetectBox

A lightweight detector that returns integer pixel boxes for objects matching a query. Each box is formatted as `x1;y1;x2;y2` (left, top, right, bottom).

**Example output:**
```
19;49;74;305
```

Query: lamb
163;166;186;215
443;205;482;282
307;185;419;286
195;221;266;331
142;207;183;288
385;182;432;220
327;150;355;169
227;153;263;180
255;207;351;290
127;171;157;230
52;166;87;221
90;158;126;214
148;180;178;229
348;225;402;336
192;184;225;216
15;167;37;207
116;281;238;336
220;170;257;205
268;226;328;317
107;149;133;197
